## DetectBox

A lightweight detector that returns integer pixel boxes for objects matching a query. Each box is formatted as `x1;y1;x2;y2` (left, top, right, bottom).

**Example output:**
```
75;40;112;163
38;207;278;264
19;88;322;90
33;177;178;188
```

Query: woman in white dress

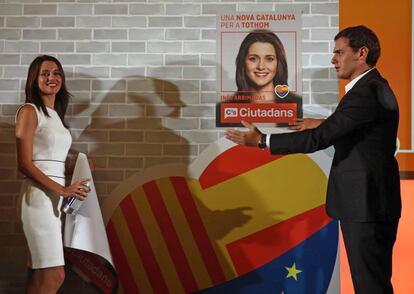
15;55;89;293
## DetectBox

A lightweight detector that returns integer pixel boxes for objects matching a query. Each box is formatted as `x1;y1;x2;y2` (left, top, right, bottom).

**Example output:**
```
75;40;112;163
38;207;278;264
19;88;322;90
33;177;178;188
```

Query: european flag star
285;262;302;281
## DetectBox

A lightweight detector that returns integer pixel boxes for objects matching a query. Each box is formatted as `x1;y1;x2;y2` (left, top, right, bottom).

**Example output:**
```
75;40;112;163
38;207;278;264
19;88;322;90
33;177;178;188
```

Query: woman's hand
61;178;90;200
288;118;325;131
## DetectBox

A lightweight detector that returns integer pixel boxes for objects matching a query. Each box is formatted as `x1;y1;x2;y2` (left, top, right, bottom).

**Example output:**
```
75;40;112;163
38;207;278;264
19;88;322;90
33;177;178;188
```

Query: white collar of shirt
345;68;374;93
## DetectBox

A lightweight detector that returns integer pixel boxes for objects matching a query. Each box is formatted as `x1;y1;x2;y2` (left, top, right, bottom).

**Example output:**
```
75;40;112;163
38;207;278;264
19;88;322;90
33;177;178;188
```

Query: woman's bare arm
16;105;88;200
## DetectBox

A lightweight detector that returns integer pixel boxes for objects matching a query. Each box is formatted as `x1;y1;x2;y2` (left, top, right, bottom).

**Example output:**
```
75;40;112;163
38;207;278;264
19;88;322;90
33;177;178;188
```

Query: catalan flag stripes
106;177;227;293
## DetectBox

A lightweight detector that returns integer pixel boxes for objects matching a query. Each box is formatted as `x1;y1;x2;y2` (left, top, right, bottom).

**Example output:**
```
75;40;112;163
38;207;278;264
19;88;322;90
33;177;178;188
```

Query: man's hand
224;121;262;147
288;118;325;131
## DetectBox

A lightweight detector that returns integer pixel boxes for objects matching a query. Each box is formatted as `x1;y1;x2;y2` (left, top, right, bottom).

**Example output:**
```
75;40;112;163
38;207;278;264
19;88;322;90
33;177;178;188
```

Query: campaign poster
216;12;302;127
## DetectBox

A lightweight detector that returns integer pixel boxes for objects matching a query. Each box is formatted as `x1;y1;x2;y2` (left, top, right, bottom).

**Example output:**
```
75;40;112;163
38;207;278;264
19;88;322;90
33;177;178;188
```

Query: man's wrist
258;133;267;149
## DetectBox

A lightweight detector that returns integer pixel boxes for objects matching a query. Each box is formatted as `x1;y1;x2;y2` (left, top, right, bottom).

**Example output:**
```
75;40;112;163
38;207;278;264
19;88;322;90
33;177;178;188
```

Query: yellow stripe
158;177;213;290
186;178;237;280
131;186;184;292
187;154;327;278
111;206;152;293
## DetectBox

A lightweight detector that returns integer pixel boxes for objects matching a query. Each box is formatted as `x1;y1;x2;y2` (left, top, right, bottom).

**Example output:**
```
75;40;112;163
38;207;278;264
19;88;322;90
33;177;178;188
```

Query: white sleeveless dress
17;103;72;269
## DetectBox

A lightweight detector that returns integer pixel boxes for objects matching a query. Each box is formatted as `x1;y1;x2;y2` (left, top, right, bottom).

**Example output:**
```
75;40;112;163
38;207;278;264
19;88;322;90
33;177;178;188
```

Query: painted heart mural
102;138;339;293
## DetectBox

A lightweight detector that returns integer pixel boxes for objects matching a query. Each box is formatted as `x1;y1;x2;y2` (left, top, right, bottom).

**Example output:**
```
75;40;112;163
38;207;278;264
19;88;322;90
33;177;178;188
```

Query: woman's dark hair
334;25;380;67
235;30;288;94
25;55;70;128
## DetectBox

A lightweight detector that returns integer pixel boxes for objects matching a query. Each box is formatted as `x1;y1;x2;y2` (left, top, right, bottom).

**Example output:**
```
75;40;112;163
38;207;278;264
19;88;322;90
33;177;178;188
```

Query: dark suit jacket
269;69;401;222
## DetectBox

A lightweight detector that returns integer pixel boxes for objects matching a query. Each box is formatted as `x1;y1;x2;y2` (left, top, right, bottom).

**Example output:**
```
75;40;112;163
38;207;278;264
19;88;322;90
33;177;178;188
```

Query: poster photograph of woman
216;12;302;127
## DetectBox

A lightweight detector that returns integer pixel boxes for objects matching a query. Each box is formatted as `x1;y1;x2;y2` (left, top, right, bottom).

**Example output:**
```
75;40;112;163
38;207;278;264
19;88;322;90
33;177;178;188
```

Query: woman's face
245;41;277;90
37;60;62;97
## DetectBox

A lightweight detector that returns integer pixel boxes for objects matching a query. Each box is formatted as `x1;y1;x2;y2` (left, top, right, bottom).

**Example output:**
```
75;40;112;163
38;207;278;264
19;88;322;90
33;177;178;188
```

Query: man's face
331;37;363;81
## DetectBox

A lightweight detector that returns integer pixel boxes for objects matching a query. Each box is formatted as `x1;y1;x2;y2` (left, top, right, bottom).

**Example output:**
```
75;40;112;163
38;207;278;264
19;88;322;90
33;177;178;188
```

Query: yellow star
285;262;302;280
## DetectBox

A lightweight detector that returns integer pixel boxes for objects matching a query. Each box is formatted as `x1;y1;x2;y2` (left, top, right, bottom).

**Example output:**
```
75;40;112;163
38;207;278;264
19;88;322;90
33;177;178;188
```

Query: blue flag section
198;221;338;294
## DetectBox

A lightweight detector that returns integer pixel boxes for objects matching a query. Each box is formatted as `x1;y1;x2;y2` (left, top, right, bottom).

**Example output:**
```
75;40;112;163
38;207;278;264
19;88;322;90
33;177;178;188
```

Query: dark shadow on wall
72;76;193;198
0;119;28;293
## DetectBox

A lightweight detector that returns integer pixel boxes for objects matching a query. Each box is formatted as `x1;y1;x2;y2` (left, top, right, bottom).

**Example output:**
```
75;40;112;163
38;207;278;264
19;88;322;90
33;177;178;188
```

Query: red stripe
170;177;226;284
120;195;169;294
143;181;198;293
226;205;332;275
199;145;283;189
106;220;140;294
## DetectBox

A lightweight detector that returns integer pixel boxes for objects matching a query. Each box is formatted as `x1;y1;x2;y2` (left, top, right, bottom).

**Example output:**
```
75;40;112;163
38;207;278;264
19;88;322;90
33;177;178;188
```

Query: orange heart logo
274;84;290;99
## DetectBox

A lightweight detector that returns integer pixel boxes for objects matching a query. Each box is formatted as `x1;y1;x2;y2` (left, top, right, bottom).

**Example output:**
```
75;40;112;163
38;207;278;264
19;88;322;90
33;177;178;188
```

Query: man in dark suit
225;25;401;294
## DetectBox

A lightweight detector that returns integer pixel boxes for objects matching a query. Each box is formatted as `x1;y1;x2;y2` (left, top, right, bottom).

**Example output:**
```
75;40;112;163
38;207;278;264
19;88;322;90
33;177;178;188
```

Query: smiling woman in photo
236;30;288;102
217;30;302;127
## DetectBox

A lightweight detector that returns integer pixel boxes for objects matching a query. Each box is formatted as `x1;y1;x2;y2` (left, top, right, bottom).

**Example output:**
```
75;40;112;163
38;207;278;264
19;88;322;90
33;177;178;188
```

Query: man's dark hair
334;25;381;67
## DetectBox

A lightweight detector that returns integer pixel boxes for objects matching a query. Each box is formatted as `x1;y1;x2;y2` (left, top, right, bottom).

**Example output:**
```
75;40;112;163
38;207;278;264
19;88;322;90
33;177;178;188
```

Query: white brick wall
0;1;338;292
